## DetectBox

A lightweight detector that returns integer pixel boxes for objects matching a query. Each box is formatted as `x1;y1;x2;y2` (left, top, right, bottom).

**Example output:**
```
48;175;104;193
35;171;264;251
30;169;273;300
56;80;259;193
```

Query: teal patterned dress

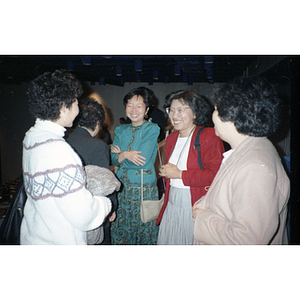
111;121;160;245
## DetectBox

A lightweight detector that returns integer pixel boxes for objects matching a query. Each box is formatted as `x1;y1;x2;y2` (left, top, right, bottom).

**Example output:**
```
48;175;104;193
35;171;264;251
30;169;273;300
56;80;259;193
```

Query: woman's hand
109;211;116;222
124;151;146;166
159;163;182;179
111;145;121;153
112;144;146;166
192;202;208;221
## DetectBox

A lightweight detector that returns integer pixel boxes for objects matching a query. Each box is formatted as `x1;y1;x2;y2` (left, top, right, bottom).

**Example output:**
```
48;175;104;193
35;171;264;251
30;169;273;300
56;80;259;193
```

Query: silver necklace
175;126;196;165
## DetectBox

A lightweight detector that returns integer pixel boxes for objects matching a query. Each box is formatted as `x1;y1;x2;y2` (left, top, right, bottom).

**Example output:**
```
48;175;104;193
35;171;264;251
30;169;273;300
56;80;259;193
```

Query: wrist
118;151;127;162
123;151;129;159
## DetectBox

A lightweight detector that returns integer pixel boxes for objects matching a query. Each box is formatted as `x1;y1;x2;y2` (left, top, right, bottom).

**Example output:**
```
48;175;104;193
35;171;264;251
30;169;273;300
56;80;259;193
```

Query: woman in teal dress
110;87;160;245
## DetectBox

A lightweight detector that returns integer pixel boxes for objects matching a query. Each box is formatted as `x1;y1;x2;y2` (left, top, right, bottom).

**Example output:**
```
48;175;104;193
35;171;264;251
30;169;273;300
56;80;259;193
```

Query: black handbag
0;175;27;245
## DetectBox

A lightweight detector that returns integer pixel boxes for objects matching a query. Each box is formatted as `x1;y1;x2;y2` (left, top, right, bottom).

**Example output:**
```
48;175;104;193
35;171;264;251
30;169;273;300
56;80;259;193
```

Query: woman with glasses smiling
156;90;224;245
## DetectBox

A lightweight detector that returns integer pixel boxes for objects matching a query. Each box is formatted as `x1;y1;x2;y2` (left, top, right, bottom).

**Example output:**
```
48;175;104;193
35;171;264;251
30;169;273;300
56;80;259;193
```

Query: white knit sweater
21;119;111;245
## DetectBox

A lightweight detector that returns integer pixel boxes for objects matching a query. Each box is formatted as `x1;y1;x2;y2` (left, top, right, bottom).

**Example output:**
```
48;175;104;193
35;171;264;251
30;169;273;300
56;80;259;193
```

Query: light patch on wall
89;92;113;130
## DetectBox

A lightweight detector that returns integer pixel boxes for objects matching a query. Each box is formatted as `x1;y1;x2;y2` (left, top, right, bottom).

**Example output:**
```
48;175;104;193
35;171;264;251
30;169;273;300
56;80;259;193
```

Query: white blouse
169;135;192;189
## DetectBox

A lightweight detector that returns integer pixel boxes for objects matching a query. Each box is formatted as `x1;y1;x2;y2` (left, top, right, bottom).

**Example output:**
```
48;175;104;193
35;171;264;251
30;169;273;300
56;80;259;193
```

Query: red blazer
156;126;224;225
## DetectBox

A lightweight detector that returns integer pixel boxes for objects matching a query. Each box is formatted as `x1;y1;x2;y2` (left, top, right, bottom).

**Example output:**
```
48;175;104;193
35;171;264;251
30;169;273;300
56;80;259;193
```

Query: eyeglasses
166;106;191;116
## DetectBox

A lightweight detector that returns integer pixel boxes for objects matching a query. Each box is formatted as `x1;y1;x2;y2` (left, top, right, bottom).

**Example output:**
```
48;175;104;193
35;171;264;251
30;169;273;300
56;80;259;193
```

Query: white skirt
157;186;194;245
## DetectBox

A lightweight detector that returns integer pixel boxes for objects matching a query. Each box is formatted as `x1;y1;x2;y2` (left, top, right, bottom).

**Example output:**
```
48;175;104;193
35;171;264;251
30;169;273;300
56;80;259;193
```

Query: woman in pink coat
192;77;290;245
156;90;224;245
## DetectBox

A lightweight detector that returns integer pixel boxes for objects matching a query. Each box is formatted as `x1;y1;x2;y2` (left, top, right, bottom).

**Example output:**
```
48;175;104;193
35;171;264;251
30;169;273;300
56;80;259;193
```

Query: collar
75;126;92;136
130;121;147;131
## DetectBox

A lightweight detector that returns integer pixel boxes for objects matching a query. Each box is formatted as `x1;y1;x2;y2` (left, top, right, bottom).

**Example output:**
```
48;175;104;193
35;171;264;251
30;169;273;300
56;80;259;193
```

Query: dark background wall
0;83;34;184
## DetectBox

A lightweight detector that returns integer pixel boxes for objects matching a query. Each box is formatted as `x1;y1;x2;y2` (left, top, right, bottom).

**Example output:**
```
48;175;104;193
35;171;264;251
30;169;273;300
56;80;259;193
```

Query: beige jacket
194;136;290;245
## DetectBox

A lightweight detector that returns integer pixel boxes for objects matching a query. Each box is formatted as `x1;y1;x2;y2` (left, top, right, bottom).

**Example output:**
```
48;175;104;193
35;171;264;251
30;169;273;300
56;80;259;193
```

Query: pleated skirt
157;186;194;245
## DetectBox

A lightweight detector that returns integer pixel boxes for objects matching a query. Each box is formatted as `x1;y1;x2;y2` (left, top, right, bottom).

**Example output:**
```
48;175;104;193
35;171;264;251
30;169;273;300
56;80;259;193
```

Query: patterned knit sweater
21;119;111;245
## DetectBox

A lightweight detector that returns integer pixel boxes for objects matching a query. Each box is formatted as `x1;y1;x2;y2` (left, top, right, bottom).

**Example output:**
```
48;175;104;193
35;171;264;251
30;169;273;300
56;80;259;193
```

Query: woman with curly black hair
21;70;112;245
66;97;118;244
192;77;290;245
156;90;224;245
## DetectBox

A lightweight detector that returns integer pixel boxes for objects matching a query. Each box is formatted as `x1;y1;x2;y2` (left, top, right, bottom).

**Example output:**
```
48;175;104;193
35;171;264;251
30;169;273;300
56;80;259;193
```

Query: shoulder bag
0;176;26;245
140;148;165;223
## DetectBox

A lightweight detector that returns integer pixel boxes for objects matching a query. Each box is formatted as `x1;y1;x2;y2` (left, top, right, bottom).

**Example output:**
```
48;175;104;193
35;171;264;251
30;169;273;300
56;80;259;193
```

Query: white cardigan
21;119;111;245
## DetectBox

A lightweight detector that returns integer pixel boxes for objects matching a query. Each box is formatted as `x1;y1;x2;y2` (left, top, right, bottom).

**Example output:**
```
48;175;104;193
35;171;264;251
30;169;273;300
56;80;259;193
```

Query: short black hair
164;90;212;126
123;86;153;109
27;69;83;121
212;76;281;137
76;98;105;131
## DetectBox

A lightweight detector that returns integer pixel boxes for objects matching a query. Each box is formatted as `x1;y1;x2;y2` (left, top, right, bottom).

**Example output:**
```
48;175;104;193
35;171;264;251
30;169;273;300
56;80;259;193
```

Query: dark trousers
101;219;111;245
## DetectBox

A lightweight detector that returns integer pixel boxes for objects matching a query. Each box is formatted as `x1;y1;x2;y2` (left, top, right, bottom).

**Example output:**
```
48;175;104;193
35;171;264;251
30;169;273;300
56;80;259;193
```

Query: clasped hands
111;145;146;166
159;163;182;179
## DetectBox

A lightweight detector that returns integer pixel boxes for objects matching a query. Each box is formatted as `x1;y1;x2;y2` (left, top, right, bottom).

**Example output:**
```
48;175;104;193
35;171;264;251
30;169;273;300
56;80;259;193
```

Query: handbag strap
194;127;205;170
157;146;166;190
141;169;143;202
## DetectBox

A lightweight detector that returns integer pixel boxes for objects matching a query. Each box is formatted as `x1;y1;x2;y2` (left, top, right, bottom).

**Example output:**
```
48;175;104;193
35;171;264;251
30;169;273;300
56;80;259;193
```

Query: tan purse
140;148;165;223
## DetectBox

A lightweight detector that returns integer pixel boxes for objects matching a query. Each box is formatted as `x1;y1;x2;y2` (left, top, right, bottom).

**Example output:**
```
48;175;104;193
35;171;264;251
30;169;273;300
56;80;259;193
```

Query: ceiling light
67;60;74;71
206;69;213;78
82;56;91;65
174;65;181;76
116;66;122;76
204;56;213;69
135;59;142;72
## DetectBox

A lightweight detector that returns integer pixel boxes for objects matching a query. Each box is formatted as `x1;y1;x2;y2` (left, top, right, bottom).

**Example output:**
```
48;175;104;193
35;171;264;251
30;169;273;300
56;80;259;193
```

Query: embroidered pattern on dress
135;169;152;175
24;164;85;200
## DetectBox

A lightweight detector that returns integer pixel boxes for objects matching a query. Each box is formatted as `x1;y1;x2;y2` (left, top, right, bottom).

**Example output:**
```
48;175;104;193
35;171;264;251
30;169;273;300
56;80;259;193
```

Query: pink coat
194;136;290;245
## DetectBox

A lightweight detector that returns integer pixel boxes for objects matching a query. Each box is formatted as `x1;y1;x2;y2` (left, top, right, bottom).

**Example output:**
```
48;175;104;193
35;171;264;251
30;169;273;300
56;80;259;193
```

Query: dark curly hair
212;77;281;137
76;97;105;131
123;86;153;109
164;90;212;126
27;69;83;121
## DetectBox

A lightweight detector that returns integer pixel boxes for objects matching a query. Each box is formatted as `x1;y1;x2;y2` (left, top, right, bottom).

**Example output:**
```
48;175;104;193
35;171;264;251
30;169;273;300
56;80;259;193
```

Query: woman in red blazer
156;90;224;245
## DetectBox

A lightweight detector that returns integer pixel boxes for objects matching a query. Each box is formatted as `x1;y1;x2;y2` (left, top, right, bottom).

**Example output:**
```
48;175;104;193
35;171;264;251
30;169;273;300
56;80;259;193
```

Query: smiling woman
156;89;224;245
166;100;195;137
110;87;160;245
125;95;149;127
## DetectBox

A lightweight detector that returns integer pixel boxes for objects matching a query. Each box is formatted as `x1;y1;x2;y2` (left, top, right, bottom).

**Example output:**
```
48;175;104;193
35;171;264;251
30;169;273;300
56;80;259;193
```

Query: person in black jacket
66;97;118;244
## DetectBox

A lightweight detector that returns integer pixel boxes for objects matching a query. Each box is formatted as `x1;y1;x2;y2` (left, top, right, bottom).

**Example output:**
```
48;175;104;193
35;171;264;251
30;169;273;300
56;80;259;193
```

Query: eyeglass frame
165;106;192;116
